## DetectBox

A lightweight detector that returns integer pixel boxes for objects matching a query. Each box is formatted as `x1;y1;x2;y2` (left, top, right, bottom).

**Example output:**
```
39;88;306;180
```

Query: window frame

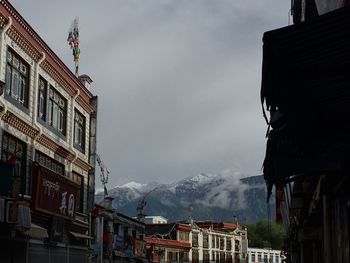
47;85;67;136
38;76;47;121
73;109;86;153
73;172;85;213
1;132;27;194
5;48;30;109
34;150;65;176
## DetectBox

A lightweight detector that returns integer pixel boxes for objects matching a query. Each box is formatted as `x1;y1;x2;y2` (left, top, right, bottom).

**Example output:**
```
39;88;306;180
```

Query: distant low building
145;222;192;263
194;221;248;263
144;216;168;224
247;248;282;263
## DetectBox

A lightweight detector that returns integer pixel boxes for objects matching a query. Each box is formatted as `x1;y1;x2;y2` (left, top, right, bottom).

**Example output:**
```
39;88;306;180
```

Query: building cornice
1;110;92;171
73;157;93;171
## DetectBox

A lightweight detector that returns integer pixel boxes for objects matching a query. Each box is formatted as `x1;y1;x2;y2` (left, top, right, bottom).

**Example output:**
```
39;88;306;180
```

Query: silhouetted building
261;1;350;263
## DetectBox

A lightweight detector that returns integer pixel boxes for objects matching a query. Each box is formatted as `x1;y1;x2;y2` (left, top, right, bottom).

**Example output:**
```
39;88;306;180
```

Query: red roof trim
176;224;192;232
195;221;238;230
145;237;191;249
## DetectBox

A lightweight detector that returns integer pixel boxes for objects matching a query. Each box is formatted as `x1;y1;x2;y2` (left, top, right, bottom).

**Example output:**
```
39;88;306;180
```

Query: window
35;150;64;176
38;77;47;120
48;86;67;135
178;231;189;241
203;250;210;263
192;232;198;247
219;252;225;263
74;173;84;213
203;234;209;248
179;251;188;262
251;254;255;262
1;133;27;194
74;109;85;152
6;48;29;107
226;238;232;251
235;240;240;251
220;237;224;250
192;249;199;263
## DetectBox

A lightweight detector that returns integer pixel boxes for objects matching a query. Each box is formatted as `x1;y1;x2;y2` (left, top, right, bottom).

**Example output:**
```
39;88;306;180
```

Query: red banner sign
32;163;79;219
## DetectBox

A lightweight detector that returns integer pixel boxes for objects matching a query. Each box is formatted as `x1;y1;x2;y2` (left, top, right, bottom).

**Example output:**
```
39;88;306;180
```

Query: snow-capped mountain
95;172;273;223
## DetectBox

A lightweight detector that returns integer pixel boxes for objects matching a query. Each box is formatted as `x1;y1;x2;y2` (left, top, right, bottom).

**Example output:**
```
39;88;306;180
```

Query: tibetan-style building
0;0;98;262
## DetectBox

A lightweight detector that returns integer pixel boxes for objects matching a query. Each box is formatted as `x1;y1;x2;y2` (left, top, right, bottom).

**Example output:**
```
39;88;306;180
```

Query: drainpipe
31;52;45;157
69;89;80;176
0;17;12;117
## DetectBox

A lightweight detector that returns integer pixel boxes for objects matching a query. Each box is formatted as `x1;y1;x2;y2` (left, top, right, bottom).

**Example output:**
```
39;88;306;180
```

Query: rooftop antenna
96;154;109;197
188;206;193;224
136;199;147;223
234;215;238;226
67;17;80;76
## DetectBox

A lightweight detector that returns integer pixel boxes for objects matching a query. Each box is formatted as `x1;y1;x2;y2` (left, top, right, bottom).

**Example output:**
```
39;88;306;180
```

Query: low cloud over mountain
96;172;273;224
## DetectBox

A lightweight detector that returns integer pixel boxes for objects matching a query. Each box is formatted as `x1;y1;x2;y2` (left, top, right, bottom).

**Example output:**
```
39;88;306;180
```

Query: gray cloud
11;0;290;188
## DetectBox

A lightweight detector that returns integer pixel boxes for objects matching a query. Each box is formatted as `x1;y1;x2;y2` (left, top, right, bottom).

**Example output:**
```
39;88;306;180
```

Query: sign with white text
32;163;79;219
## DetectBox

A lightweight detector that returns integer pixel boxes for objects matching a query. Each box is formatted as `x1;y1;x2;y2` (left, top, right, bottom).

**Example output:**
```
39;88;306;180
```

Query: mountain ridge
95;173;273;223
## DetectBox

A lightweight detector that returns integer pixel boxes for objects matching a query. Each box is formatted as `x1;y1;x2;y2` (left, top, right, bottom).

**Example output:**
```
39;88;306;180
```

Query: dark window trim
3;92;30;115
34;150;65;176
73;172;85;214
38;76;47;121
37;117;67;141
35;76;68;141
73;109;86;154
1;132;27;195
47;85;67;136
5;47;30;109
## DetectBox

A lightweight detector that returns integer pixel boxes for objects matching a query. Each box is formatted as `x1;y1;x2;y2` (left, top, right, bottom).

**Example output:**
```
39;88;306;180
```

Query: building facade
91;197;146;263
145;223;192;263
193;222;248;263
145;221;248;263
0;1;97;262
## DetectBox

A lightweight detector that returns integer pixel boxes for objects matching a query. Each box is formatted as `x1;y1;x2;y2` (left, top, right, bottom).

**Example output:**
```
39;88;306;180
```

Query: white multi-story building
145;221;248;263
0;1;97;262
191;221;248;263
144;215;168;224
247;248;282;263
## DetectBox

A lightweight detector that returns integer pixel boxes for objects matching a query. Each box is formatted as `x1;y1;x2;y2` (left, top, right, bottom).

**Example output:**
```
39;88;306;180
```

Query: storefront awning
25;223;48;239
69;231;93;239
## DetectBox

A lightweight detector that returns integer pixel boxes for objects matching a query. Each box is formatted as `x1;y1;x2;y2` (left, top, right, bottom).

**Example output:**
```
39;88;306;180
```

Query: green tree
247;220;284;249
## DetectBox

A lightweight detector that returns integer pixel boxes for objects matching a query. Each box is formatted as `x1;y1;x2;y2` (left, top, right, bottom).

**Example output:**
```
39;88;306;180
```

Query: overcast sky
11;0;290;188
